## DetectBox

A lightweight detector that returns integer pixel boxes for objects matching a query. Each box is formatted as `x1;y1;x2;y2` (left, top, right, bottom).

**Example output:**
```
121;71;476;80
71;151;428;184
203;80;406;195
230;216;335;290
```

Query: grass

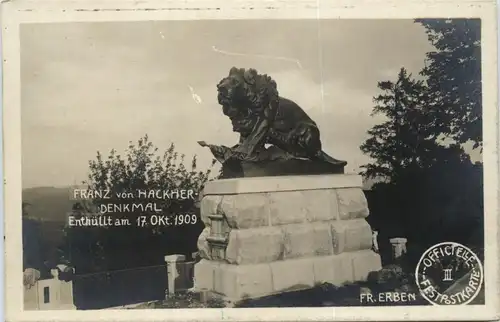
149;265;427;308
131;263;486;309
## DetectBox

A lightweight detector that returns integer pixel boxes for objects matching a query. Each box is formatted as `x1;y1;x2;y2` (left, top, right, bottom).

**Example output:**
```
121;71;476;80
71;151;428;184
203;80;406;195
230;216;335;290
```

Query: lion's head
216;67;279;124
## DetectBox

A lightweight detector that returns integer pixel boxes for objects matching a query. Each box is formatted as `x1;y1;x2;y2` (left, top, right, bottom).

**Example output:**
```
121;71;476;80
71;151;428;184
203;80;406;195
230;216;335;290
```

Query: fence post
389;237;408;260
165;254;186;298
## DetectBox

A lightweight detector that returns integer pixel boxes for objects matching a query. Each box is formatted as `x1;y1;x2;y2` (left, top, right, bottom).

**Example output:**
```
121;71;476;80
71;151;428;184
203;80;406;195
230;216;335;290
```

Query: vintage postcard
2;0;499;321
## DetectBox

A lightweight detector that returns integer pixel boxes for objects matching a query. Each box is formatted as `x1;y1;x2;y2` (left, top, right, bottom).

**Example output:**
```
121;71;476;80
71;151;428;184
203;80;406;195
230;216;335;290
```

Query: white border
2;0;498;321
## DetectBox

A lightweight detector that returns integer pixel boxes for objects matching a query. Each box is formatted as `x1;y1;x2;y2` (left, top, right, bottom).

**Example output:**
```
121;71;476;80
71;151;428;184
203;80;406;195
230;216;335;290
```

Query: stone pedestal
193;174;382;304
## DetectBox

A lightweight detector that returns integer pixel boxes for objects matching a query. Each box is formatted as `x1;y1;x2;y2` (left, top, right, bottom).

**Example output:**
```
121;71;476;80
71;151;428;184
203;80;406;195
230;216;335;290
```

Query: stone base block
193;249;382;303
330;219;373;254
352;250;383;281
225;226;284;264
224;222;338;265
200;174;368;230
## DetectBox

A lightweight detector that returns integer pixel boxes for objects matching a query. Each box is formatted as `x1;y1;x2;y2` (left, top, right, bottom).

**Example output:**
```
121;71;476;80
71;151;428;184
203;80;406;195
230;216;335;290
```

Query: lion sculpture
198;67;347;177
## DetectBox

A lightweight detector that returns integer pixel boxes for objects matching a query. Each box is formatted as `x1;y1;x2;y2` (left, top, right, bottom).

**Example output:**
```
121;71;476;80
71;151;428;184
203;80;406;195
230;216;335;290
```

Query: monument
194;67;381;305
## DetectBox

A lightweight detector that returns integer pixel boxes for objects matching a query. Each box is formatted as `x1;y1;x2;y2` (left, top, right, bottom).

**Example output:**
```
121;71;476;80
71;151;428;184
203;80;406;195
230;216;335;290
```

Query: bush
61;135;218;273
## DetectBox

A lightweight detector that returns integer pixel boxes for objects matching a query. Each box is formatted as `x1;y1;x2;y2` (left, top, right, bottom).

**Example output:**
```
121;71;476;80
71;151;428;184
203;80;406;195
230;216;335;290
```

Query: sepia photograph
2;0;499;321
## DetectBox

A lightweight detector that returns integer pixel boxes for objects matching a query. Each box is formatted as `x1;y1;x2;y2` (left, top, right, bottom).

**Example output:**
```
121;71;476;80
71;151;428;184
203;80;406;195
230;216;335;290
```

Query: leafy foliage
23;216;43;270
361;19;483;252
61;135;217;273
417;19;482;148
361;68;474;181
361;68;440;180
58;203;107;273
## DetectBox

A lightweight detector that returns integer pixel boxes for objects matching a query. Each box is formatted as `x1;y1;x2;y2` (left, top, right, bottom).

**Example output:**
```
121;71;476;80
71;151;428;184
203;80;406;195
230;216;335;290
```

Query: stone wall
194;174;382;303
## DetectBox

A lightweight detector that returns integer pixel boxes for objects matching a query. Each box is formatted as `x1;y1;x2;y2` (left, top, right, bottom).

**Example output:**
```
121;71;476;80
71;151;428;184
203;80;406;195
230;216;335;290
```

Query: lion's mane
217;67;280;113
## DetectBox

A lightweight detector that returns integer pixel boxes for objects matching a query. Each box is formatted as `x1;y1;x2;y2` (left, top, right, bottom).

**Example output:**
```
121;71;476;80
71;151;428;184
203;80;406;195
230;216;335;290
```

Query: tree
58;202;107;274
360;19;484;266
22;202;43;270
62;135;217;272
416;19;482;148
360;68;483;254
360;67;449;181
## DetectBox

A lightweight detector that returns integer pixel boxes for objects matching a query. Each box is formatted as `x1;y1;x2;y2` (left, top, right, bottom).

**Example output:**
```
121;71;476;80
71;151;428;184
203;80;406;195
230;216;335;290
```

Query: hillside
22;186;76;265
23;186;74;222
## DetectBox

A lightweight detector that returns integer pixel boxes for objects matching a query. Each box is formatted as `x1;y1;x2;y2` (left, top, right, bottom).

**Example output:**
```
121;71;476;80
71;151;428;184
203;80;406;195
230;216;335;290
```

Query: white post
372;230;379;253
389;237;408;259
165;254;186;298
50;269;60;279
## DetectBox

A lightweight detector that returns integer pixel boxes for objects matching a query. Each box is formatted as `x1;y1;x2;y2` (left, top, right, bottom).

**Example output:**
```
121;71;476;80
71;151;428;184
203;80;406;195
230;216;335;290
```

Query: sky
21;19;436;189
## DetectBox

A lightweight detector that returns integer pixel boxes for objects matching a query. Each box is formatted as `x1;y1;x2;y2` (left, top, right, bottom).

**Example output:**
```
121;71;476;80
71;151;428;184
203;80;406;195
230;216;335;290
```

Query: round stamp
415;242;483;305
